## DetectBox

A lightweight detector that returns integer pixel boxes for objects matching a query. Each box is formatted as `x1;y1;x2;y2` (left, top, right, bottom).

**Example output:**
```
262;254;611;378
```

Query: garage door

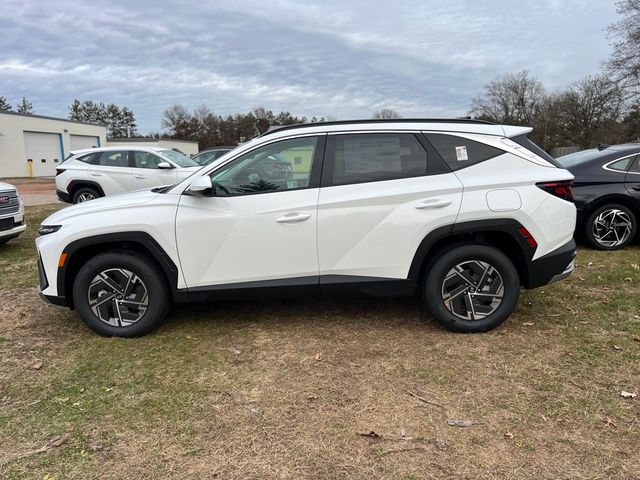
23;131;62;177
70;134;100;151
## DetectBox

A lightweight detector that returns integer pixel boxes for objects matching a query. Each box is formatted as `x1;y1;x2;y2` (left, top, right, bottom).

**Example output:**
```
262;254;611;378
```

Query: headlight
38;225;62;236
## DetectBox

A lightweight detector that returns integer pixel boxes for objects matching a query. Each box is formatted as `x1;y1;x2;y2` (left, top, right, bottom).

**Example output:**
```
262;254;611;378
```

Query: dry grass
0;205;639;479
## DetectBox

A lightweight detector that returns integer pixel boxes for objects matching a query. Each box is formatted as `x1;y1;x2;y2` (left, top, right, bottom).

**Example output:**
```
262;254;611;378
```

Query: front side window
133;151;164;169
98;151;128;167
328;133;427;186
425;133;504;171
210;136;319;195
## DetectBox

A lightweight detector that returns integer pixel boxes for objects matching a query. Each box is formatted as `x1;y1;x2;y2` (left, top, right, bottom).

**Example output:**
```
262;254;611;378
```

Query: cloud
0;0;618;133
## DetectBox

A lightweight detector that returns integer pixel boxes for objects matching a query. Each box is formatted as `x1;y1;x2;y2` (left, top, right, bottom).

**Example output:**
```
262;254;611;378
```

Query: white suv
37;119;577;337
56;146;202;203
0;181;26;244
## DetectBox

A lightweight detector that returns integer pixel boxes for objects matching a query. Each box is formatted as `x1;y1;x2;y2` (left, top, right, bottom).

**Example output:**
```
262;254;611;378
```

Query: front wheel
584;204;636;250
423;245;520;333
73;252;171;337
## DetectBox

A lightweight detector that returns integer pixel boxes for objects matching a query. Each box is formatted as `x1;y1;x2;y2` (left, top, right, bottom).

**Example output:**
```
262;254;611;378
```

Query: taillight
536;180;573;202
55;168;66;176
518;226;538;248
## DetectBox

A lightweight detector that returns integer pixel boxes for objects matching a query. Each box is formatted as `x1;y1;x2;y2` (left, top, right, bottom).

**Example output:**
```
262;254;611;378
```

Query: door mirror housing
157;161;173;169
186;175;213;195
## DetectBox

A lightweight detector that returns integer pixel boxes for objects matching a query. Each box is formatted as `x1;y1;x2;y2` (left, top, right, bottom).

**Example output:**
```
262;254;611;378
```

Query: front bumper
526;239;577;289
0;219;26;240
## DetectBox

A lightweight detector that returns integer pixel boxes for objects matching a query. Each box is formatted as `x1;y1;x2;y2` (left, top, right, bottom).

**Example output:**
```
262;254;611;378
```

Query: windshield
556;149;606;168
193;151;219;166
158;149;199;167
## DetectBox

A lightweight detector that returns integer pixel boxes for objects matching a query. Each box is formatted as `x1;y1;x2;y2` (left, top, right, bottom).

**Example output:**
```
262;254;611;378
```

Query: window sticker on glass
455;146;469;161
343;136;402;172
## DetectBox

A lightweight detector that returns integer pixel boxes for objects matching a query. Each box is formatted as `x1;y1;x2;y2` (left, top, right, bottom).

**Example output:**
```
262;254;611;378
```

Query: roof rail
261;118;495;137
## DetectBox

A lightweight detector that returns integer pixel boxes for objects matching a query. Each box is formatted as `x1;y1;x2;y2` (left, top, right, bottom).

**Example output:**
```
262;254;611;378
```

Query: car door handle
134;174;145;179
415;199;452;209
632;186;640;191
276;213;311;223
89;172;102;177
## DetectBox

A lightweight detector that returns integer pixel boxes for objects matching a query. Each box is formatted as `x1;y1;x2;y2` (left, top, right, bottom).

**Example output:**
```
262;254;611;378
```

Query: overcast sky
0;0;618;133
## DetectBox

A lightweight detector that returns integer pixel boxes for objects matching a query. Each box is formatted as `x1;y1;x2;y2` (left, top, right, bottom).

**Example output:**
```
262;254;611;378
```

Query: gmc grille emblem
0;196;10;204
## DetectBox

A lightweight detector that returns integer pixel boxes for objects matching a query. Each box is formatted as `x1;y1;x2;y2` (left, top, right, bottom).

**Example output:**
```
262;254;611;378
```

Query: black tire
72;251;171;337
583;203;637;250
423;244;520;333
72;186;100;204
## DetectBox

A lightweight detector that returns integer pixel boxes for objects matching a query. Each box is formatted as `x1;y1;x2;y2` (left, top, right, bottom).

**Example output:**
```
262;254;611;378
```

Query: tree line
0;96;34;114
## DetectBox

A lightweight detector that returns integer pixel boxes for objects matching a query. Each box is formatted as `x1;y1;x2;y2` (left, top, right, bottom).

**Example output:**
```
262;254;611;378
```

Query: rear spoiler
502;125;533;138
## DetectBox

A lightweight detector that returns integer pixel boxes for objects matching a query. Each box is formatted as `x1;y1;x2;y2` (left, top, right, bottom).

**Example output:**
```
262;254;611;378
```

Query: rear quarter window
424;133;504;171
77;152;101;165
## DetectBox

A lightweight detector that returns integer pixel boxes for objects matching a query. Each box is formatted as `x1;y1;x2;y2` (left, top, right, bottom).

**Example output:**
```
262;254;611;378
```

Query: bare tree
555;75;625;148
470;70;546;125
372;108;401;119
606;0;640;97
161;104;193;139
16;97;33;114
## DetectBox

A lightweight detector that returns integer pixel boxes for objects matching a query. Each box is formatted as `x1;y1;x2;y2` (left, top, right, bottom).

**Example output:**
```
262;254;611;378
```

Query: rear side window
629;155;640;174
424;133;504;171
98;151;129;167
328;133;427;186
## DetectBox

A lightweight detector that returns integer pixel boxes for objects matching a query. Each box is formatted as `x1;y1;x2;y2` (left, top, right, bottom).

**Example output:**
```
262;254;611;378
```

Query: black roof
261;118;495;137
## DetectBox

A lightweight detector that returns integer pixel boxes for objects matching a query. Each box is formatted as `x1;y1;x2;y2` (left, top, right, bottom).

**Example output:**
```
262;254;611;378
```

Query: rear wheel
423;245;520;333
72;187;100;204
584;204;636;250
72;252;171;337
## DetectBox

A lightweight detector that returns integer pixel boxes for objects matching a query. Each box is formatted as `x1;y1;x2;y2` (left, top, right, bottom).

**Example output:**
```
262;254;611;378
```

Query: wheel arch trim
57;231;181;307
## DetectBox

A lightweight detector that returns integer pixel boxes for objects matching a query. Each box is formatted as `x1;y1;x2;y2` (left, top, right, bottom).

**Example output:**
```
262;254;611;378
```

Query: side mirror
186;176;212;195
157;161;173;169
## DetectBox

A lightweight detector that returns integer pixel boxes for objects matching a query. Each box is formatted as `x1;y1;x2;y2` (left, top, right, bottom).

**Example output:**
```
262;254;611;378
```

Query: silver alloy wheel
592;209;633;248
77;192;96;203
441;260;504;321
88;268;149;327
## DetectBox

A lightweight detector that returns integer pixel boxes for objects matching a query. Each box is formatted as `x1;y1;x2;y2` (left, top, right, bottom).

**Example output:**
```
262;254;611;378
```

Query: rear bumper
526;239;577;289
56;189;72;203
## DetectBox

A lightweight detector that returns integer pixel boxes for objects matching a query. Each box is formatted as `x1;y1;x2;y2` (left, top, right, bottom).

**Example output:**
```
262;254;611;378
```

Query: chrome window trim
602;154;639;173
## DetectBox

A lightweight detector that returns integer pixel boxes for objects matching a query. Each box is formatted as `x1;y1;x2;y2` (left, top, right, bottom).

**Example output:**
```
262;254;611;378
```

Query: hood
43;189;159;225
0;181;17;192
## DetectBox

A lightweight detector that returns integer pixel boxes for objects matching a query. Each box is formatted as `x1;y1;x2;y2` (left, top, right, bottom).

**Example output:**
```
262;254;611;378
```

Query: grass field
1;205;639;479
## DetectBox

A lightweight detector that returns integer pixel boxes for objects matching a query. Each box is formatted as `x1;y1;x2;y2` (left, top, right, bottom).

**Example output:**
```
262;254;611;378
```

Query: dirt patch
0;177;60;206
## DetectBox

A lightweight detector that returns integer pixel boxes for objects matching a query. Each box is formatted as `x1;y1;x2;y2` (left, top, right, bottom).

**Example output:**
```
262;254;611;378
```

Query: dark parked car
557;144;640;250
192;146;237;166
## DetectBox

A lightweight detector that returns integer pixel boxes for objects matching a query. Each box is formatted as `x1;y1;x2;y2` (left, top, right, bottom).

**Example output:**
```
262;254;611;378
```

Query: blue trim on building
96;136;101;147
58;134;64;161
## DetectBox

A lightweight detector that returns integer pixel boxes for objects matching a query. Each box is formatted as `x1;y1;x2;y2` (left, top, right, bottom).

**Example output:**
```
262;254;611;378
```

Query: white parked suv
56;146;202;203
37;119;577;337
0;181;26;245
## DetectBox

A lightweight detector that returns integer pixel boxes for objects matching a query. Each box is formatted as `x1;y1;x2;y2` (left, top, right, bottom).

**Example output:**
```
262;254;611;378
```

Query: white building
107;138;199;157
0;111;107;177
